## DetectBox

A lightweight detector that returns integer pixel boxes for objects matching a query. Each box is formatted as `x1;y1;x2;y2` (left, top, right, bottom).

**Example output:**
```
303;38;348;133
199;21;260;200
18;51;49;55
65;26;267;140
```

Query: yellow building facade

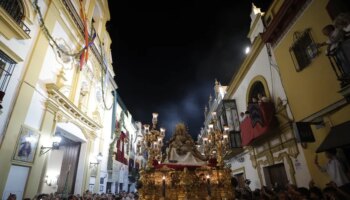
0;0;116;198
263;0;350;187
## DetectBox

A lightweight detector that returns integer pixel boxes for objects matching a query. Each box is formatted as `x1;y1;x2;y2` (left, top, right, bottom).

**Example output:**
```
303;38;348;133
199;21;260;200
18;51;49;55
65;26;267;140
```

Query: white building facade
0;0;118;198
199;4;312;190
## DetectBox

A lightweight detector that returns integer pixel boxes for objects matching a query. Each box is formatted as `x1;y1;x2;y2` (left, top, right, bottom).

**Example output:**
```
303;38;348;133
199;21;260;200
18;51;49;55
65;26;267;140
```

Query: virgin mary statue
166;123;208;165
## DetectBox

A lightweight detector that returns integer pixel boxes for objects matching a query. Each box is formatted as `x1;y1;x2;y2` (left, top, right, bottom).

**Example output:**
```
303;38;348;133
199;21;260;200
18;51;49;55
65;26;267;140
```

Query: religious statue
167;123;208;165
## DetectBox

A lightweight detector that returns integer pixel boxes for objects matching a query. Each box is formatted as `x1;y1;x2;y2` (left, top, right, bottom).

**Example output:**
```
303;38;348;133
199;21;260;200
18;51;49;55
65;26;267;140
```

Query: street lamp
138;113;165;169
40;135;62;155
90;152;103;167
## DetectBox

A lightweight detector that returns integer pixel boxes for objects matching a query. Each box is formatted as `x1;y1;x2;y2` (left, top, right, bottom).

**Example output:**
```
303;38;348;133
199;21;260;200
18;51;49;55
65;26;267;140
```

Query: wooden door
264;163;288;188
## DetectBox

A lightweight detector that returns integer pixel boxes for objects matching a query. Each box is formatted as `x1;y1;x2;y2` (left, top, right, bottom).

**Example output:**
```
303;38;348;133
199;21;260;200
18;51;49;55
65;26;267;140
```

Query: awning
316;121;350;153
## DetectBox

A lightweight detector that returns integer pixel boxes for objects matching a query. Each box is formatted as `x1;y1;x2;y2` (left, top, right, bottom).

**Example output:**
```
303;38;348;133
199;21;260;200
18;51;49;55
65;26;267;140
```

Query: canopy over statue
165;123;208;165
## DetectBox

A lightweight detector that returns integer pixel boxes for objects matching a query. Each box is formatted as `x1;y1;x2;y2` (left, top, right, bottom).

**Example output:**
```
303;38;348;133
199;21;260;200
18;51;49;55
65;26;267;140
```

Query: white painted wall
231;45;287;114
0;1;42;143
2;165;30;200
229;151;261;190
41;150;64;194
225;5;311;189
24;90;46;130
294;144;312;187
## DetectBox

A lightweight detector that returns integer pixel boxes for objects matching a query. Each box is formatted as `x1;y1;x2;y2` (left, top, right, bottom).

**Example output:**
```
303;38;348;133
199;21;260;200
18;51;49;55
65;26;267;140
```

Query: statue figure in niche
167;123;208;165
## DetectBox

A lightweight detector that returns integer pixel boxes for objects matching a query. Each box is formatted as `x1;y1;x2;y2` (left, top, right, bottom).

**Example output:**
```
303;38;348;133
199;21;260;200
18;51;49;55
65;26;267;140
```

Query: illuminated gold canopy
137;119;235;199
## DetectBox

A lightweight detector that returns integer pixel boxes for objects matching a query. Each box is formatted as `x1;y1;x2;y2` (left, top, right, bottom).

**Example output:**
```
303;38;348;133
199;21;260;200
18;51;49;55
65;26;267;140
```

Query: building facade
0;0;117;198
106;95;145;194
262;0;350;187
199;3;312;190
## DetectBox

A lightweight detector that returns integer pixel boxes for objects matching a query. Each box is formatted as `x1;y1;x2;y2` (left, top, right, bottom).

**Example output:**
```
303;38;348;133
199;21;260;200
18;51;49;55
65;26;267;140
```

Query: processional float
136;113;234;200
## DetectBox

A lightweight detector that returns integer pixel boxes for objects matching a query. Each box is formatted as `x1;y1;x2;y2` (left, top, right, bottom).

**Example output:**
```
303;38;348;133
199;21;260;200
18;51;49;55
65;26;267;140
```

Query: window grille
0;0;30;34
0;50;16;103
289;29;319;72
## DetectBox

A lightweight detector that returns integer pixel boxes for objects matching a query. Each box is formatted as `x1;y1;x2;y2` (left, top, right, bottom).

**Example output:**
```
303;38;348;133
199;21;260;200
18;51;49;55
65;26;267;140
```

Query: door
56;137;81;194
264;163;288;188
106;182;112;193
234;173;245;188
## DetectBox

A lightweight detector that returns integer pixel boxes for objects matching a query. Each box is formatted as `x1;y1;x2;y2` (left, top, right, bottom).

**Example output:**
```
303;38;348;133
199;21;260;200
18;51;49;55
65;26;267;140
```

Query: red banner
240;102;276;146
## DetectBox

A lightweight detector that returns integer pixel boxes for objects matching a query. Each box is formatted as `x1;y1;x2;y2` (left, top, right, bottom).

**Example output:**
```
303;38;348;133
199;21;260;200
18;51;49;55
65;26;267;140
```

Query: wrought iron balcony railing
327;37;350;89
0;0;30;35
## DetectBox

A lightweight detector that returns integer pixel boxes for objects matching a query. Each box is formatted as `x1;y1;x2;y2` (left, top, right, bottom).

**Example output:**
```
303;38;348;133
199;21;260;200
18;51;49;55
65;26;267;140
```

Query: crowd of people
232;179;350;200
7;191;138;200
232;148;350;200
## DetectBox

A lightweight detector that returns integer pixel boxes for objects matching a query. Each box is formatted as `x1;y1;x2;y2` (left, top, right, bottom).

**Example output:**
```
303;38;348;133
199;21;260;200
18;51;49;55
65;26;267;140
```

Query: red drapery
116;132;128;165
240;102;276;146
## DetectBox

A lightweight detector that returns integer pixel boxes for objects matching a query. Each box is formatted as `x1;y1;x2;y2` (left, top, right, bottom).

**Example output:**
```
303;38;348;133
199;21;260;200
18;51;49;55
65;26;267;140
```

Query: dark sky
107;0;272;139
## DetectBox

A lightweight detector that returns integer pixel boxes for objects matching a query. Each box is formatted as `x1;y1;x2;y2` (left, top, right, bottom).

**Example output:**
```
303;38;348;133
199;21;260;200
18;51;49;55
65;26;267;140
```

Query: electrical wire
33;0;113;110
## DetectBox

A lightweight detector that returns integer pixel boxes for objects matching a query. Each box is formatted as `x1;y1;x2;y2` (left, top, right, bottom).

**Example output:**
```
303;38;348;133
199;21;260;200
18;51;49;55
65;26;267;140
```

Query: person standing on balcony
335;13;350;35
321;24;350;77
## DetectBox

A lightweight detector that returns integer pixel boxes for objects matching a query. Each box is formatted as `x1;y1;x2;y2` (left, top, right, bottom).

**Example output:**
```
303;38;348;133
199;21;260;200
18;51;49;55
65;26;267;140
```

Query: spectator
6;193;16;200
315;149;350;190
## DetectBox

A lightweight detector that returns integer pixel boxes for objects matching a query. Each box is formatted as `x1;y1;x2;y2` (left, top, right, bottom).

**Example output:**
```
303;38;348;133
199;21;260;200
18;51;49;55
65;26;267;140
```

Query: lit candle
152;113;159;120
206;175;211;197
211;112;217;119
162;176;166;197
223;134;228;142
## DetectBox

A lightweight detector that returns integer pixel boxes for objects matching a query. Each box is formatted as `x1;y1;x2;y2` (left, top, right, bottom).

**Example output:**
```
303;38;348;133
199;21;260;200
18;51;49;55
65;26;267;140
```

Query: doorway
234;173;245;188
106;182;112;193
263;163;288;188
56;136;81;194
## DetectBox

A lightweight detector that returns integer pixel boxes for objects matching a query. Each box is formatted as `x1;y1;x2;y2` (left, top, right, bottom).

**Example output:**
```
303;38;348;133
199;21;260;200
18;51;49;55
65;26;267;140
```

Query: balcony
240;102;277;146
216;99;244;158
0;0;30;39
327;37;350;99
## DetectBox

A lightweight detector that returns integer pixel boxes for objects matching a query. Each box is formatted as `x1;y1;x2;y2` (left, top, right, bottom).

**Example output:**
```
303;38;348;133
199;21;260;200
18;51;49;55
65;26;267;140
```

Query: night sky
107;0;272;139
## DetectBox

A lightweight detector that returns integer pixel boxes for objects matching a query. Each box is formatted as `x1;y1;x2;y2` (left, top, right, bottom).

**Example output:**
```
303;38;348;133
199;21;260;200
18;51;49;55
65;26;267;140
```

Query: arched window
0;0;25;23
248;81;266;103
0;0;30;35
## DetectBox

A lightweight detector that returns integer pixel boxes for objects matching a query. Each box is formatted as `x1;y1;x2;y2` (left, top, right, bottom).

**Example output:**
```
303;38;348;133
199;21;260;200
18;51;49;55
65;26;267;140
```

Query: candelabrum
137;113;165;169
201;112;230;167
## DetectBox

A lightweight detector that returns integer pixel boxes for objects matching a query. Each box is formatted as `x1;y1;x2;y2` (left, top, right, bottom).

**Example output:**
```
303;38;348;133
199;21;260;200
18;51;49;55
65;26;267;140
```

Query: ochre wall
274;0;342;122
273;0;350;187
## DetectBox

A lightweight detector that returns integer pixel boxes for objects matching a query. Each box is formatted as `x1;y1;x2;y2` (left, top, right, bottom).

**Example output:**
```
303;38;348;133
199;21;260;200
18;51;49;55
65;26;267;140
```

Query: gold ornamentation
138;166;235;200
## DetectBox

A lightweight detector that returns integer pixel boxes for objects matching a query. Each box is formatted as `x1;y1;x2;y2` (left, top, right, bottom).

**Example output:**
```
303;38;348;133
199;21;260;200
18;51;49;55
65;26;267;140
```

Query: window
289;29;319;72
0;0;30;35
216;99;242;148
248;81;266;103
0;50;16;108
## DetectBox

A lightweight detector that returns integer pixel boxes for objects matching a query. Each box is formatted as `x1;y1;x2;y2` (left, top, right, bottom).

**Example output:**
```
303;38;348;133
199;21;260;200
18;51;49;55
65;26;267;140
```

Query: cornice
46;83;102;131
247;13;262;39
